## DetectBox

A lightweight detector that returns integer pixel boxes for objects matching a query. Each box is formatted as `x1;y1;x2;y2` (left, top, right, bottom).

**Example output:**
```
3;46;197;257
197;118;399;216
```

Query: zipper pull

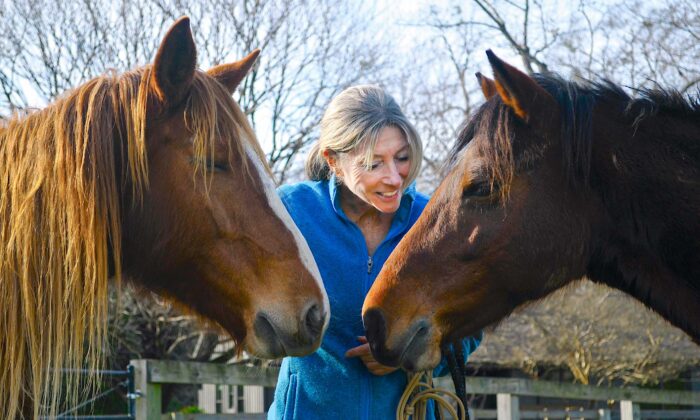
367;255;373;274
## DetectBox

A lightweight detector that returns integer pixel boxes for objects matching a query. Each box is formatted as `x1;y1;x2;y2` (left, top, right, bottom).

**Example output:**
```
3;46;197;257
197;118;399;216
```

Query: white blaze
244;146;330;320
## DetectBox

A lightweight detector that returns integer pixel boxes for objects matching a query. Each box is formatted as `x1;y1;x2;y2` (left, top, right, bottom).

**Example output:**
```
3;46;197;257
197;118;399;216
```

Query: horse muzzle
363;307;440;371
251;300;329;358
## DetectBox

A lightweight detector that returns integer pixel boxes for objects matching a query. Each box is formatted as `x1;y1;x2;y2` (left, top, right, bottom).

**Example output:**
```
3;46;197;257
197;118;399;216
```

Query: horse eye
209;161;229;172
192;158;229;173
462;181;496;198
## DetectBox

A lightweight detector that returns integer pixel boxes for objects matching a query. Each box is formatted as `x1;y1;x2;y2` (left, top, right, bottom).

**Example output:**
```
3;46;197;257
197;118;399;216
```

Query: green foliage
179;405;205;414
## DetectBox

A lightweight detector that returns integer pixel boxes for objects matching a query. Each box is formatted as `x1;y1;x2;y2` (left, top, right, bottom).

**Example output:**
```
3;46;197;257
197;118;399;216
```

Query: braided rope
396;371;466;420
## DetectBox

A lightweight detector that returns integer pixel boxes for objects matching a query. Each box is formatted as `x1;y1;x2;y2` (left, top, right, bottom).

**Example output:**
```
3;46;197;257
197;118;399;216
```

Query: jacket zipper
367;255;373;274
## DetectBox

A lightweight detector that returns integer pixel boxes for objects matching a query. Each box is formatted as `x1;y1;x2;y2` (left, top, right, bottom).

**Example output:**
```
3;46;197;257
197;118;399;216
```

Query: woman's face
333;125;411;214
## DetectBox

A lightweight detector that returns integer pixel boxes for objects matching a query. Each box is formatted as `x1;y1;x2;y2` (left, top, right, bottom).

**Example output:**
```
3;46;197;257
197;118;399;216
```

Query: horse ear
476;72;497;100
485;50;556;122
151;17;196;108
207;49;261;94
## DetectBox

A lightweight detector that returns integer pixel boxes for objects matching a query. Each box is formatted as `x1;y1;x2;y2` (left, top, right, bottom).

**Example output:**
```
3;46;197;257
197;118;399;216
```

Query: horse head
363;51;602;371
121;18;329;359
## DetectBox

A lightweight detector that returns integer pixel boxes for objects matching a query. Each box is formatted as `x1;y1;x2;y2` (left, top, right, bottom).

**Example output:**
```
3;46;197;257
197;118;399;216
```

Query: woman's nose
384;163;402;186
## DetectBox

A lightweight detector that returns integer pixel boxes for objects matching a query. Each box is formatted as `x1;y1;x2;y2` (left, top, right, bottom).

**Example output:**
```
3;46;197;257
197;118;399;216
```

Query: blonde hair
306;85;422;187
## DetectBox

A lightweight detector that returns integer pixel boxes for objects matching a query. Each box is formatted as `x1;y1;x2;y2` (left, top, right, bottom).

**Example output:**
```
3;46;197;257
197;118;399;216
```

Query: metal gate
50;365;137;420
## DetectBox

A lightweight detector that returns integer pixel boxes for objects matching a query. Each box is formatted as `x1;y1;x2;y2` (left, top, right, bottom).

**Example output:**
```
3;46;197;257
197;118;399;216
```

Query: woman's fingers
346;338;399;375
345;343;370;358
365;361;398;376
360;355;399;376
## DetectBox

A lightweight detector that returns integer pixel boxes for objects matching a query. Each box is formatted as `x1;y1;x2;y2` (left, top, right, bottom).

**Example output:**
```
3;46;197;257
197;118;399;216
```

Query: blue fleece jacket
268;176;481;420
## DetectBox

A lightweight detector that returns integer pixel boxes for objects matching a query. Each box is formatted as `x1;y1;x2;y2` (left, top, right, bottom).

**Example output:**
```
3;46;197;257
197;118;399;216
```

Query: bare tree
586;0;700;91
420;0;557;75
392;7;484;190
106;285;221;410
0;0;391;181
424;0;700;88
473;281;700;386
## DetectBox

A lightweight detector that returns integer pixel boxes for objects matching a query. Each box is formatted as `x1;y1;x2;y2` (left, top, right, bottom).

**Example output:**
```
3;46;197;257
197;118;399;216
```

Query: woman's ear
323;150;341;177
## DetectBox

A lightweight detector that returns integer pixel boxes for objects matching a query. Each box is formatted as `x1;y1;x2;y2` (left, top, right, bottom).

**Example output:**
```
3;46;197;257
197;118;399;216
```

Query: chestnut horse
0;18;329;418
363;50;700;371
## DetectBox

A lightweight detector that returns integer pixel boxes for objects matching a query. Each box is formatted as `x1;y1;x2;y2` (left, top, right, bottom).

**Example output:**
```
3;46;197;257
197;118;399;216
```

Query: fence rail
129;359;700;420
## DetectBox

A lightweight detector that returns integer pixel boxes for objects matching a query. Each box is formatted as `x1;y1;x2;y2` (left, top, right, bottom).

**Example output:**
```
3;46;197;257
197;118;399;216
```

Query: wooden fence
130;359;700;419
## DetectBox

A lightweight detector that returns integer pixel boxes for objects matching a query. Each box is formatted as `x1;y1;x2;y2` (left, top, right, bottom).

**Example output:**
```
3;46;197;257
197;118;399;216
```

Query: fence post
497;393;520;420
620;400;640;420
131;359;162;420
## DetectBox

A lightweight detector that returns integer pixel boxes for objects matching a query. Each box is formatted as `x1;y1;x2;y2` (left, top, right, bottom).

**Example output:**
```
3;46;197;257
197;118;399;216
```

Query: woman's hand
345;336;399;376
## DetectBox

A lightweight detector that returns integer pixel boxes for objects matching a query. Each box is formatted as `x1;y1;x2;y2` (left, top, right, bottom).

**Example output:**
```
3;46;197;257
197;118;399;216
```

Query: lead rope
396;343;470;420
396;370;464;420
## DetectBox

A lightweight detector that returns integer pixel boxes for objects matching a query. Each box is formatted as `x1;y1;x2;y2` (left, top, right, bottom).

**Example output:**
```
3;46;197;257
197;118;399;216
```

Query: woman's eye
369;162;381;170
396;155;409;162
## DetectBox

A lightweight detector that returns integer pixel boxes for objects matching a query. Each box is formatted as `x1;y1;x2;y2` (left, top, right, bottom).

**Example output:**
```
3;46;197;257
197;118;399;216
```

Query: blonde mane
0;66;265;418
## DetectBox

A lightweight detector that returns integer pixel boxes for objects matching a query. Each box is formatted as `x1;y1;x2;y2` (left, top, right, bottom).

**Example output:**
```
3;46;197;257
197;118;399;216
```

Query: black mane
448;73;700;186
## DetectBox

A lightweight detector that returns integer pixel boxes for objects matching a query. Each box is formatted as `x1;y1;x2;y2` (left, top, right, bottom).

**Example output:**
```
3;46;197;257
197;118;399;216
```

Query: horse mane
448;74;700;200
0;65;264;418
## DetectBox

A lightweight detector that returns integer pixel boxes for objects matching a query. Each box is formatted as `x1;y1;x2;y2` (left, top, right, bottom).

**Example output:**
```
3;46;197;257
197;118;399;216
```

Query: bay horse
0;17;329;419
363;50;700;372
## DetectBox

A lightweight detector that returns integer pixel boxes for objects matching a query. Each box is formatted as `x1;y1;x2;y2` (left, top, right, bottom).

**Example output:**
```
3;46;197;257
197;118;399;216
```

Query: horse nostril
302;302;325;341
362;307;387;350
254;312;280;350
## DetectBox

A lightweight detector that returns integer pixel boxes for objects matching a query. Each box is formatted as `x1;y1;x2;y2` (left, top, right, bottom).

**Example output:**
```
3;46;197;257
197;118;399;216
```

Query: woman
268;85;481;419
